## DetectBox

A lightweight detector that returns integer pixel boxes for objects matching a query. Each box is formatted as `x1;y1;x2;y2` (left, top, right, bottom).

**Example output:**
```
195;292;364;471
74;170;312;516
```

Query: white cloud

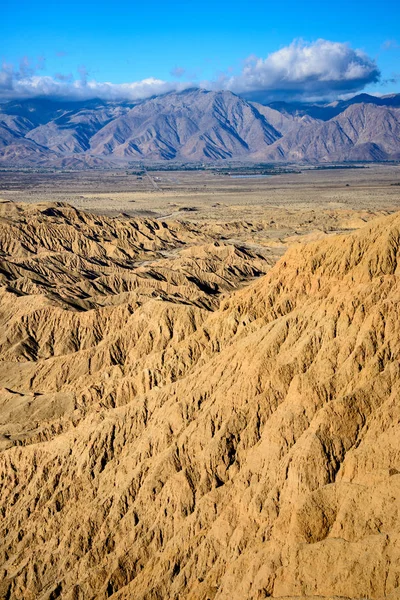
0;65;192;102
216;39;380;101
0;39;381;103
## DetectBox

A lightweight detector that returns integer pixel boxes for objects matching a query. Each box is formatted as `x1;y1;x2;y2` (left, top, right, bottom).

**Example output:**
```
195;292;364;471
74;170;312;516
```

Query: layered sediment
0;203;399;599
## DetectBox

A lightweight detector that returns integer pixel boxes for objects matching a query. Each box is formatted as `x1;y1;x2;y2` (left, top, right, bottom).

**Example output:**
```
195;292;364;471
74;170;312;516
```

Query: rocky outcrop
0;204;399;599
2;91;399;166
264;103;400;162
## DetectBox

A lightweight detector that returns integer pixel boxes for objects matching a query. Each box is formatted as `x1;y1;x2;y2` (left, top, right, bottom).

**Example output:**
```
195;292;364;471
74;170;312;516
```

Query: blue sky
1;0;399;102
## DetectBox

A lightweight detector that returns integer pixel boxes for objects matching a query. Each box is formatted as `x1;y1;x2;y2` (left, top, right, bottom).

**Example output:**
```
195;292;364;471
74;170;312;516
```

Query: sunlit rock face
0;203;400;599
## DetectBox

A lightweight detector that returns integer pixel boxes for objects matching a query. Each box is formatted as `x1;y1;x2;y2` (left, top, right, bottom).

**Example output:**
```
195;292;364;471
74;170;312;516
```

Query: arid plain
1;164;400;599
2;164;400;251
2;164;400;218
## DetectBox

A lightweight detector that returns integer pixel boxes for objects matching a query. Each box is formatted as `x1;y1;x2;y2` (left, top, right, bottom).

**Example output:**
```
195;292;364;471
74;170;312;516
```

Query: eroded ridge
0;204;399;600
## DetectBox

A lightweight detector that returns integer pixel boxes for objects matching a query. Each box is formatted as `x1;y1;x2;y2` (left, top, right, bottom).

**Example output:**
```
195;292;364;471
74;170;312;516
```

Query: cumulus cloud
0;62;191;102
217;39;381;102
0;39;381;103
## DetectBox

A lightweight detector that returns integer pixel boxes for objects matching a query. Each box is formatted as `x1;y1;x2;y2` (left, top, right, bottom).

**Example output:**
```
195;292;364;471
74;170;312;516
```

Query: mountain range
1;89;400;167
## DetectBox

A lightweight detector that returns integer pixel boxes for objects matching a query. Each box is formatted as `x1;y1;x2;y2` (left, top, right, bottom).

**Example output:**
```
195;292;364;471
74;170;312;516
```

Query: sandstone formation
0;203;399;599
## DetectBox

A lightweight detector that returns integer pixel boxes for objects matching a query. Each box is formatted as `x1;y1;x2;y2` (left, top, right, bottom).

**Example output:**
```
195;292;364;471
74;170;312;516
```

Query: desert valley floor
0;164;400;599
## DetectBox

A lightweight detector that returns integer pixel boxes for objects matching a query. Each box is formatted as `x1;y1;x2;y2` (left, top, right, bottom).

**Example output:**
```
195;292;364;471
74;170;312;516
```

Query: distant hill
0;90;399;167
262;103;400;162
267;93;400;121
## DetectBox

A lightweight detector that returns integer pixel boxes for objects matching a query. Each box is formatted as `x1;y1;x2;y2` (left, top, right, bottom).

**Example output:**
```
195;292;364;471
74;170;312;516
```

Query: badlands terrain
0;166;400;599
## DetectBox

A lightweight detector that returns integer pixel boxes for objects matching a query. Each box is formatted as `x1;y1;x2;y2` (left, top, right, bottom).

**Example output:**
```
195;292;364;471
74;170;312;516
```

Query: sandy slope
0;203;399;599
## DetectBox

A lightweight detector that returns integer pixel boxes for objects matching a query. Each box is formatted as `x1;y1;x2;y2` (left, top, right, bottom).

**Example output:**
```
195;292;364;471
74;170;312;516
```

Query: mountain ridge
1;89;400;167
